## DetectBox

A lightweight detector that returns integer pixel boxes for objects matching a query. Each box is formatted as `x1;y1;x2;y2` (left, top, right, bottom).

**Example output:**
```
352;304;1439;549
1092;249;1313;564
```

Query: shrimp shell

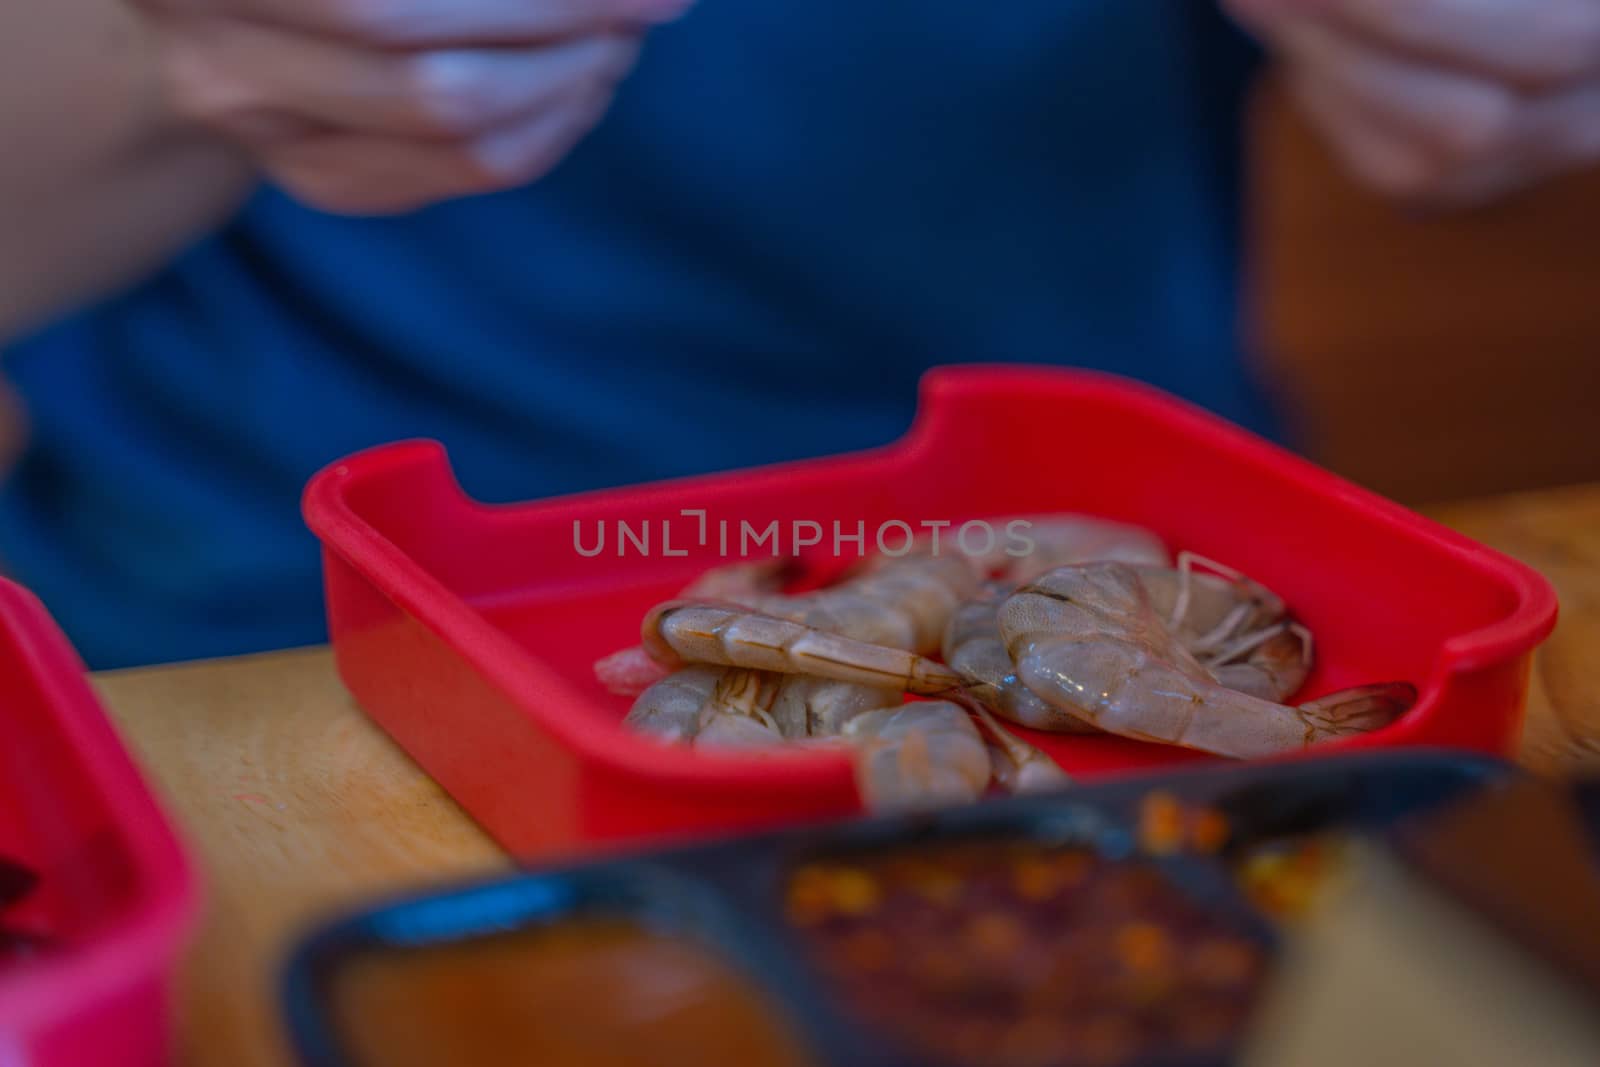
625;665;786;749
843;701;992;812
942;583;1097;733
999;563;1410;758
770;675;902;738
695;710;787;749
941;515;1170;731
625;662;894;746
643;602;965;696
622;665;730;743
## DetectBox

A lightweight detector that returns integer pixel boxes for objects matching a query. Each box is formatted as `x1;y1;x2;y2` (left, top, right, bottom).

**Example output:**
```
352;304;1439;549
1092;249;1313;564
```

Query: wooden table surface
93;482;1600;1067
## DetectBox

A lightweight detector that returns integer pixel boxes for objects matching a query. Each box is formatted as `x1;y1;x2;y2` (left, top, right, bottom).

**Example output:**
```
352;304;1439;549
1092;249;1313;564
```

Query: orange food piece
824;867;881;916
1115;920;1175;974
1138;793;1186;854
837;928;894;972
1012;855;1067;900
1187;936;1262;988
964;912;1026;959
1186;807;1231;853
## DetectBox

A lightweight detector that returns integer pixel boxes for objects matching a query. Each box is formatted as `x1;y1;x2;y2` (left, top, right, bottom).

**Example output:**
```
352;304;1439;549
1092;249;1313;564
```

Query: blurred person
3;0;1599;668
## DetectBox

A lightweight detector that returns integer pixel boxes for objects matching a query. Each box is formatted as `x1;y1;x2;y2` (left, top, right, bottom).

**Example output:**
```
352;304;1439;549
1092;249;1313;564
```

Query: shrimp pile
597;516;1415;812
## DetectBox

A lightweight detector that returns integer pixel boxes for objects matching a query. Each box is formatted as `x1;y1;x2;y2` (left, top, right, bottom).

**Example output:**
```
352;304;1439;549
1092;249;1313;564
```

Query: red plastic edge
0;580;201;1038
949;369;1560;670
305;455;863;798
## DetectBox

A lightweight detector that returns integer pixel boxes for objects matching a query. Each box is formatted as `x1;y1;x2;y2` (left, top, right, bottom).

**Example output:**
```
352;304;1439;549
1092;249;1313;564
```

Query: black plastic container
283;750;1512;1067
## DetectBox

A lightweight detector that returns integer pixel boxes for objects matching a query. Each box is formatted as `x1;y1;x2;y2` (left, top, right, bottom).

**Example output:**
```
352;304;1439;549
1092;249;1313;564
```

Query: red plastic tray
304;366;1557;860
0;581;199;1067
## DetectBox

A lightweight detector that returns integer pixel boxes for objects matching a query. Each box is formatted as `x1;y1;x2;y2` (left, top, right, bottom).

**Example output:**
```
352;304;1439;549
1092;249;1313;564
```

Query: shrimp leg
1206;622;1313;702
625;665;784;748
1135;554;1312;702
954;694;1073;794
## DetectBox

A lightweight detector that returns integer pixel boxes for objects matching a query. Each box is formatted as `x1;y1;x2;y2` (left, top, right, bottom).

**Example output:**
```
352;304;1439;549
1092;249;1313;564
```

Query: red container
0;581;199;1067
303;366;1557;861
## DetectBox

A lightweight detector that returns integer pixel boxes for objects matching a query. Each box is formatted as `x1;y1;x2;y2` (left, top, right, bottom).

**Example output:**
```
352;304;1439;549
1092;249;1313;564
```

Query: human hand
1227;0;1600;205
134;0;692;213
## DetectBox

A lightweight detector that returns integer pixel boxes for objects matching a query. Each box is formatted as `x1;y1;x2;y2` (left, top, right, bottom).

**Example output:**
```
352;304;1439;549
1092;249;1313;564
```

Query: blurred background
8;2;1600;672
1247;74;1600;505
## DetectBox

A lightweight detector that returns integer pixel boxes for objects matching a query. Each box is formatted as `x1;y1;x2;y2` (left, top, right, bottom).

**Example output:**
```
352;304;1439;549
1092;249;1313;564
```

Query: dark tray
283;750;1512;1067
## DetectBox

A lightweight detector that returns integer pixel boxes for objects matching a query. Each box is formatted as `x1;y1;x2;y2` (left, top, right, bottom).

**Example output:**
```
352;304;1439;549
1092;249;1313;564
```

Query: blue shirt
0;1;1265;668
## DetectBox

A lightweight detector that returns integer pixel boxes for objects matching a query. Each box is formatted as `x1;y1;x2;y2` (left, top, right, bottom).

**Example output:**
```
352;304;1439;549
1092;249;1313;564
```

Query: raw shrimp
597;560;798;698
695;708;787;749
642;602;965;696
694;668;787;748
998;563;1414;759
845;695;1069;808
624;663;895;748
943;583;1097;733
685;553;977;653
769;675;902;739
843;701;991;812
625;666;1005;811
618;541;1086;809
1206;629;1309;703
1134;555;1311;702
601;551;976;694
623;666;784;746
622;665;730;743
626;617;1075;807
941;515;1169;731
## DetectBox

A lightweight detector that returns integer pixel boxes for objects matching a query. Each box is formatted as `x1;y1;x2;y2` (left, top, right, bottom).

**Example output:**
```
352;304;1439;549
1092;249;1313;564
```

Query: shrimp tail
595;645;673;695
1297;682;1418;736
